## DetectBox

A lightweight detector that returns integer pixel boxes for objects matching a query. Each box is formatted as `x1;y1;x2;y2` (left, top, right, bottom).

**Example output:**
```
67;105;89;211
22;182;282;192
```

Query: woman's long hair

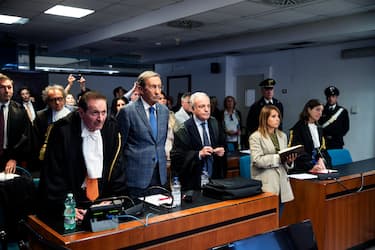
299;99;323;122
258;105;282;138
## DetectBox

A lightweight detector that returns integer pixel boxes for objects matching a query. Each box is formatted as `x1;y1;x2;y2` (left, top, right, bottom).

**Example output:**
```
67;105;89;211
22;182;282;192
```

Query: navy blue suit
117;98;169;191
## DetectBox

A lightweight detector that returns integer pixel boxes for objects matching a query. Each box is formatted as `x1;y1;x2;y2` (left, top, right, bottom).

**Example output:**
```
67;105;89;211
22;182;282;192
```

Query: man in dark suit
246;78;284;137
117;71;169;197
171;92;227;191
319;86;349;149
0;74;32;173
17;86;38;123
38;91;127;223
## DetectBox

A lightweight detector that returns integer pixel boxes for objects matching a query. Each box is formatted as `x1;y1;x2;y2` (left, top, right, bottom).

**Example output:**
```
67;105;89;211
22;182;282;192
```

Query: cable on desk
108;213;155;227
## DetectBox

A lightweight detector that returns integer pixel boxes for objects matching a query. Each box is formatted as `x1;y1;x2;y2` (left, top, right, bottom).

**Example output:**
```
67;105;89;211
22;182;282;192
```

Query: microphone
183;190;194;203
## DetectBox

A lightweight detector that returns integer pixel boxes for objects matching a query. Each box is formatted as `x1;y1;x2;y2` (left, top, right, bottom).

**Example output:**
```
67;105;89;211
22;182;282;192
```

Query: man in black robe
38;91;127;225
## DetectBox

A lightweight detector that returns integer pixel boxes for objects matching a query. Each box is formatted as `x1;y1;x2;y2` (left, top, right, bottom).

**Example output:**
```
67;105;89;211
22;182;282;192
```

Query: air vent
289;41;316;46
262;0;315;6
167;19;203;29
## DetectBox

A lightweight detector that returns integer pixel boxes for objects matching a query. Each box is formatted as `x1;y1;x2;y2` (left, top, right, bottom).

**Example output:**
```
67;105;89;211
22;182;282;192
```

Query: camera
73;74;82;80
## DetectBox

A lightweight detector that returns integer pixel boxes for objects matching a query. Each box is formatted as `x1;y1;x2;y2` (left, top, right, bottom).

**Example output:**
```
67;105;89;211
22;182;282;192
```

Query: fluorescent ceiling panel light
0;14;29;24
44;5;94;18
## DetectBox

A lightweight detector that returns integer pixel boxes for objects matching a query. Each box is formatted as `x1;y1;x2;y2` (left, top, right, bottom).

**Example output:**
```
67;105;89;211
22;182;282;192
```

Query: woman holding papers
249;105;297;212
288;99;332;174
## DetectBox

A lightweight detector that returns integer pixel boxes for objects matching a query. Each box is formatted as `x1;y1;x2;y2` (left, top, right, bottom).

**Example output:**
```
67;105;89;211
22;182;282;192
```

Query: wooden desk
226;152;249;178
28;193;278;250
227;155;240;177
280;158;375;250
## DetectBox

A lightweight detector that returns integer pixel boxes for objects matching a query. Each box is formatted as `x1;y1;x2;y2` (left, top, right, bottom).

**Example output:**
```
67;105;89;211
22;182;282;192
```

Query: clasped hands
310;158;327;173
199;146;225;158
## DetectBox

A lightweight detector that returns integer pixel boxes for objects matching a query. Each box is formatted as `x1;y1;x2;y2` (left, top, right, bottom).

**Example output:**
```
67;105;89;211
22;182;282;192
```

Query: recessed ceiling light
0;14;29;24
44;5;94;18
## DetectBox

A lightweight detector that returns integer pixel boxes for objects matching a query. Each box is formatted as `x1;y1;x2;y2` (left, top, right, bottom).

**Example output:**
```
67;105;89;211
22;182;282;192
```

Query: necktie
86;177;99;201
201;122;210;146
0;105;4;156
201;122;213;176
149;106;157;139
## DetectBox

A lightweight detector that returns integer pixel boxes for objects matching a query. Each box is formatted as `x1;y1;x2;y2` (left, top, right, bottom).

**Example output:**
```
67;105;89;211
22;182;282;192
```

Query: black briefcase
202;176;262;200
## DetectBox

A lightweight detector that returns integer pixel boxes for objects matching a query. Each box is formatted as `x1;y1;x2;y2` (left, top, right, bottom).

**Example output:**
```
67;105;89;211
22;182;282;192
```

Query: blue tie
149;106;157;140
201;122;213;176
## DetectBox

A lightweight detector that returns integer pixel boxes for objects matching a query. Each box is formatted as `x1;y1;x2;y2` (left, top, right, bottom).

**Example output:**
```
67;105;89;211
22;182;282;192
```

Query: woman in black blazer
289;99;331;173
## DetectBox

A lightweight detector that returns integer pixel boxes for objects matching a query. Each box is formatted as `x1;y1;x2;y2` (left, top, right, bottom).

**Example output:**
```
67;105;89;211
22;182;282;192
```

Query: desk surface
28;192;278;250
281;158;375;250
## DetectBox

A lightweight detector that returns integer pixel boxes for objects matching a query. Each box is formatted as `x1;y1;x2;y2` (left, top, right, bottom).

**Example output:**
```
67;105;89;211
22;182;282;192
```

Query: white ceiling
1;0;375;68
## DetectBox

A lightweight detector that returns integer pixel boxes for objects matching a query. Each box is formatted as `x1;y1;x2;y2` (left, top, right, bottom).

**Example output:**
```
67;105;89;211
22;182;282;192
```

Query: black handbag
202;176;262;200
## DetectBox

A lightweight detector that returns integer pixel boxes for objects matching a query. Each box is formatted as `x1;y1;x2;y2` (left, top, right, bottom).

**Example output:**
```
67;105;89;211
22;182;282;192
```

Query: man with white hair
171;92;227;191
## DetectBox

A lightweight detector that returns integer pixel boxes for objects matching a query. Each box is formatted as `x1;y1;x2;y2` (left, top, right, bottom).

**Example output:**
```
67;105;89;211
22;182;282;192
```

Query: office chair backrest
327;148;353;167
227;143;235;152
210;219;317;250
240;155;251;179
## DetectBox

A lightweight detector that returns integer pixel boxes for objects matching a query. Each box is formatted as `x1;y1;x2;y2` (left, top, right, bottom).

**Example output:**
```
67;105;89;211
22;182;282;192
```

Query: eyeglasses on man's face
48;97;64;103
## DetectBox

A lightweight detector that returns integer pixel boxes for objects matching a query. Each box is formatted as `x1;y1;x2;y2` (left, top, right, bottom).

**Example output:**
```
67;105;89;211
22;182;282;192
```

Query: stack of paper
139;194;173;207
0;172;20;181
288;173;318;180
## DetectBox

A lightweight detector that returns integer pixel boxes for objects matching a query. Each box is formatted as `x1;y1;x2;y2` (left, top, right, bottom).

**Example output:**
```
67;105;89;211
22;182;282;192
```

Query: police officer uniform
319;86;350;149
246;78;284;137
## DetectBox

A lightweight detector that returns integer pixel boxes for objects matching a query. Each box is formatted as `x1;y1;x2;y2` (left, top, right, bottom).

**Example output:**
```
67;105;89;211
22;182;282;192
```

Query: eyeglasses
48;97;64;103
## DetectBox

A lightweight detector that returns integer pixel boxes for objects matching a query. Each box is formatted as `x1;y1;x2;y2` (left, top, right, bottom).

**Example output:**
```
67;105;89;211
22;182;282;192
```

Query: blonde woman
249;105;297;214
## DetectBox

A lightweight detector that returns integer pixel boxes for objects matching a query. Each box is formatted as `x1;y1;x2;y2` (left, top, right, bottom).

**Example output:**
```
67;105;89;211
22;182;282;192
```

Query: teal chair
327;148;353;167
239;155;251;179
227;143;235;152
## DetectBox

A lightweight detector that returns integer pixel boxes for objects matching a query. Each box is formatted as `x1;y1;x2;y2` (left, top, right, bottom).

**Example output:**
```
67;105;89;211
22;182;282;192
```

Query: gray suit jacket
118;98;169;189
249;130;294;203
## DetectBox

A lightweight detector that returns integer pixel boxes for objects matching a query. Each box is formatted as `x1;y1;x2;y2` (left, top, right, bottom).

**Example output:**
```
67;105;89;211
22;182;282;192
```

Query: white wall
156;57;227;107
156;39;375;161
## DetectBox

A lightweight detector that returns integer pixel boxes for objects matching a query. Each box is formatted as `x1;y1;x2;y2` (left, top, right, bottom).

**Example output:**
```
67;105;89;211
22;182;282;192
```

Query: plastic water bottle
64;193;76;230
201;170;209;188
171;177;181;207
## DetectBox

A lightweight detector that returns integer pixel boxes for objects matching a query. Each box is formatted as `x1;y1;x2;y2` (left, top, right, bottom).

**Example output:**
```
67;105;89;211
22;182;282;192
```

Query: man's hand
199;146;214;158
4;159;16;174
75;208;87;221
213;147;225;157
67;74;75;84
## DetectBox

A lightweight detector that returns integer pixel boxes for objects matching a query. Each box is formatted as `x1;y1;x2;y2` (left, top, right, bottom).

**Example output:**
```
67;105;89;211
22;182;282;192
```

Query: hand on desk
4;159;16;174
76;208;87;221
310;158;327;173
